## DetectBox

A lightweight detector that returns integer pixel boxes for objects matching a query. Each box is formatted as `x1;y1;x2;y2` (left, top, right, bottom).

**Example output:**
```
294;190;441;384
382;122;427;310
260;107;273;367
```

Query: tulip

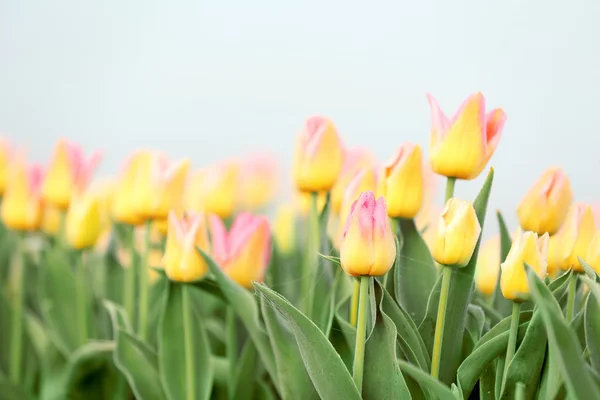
330;147;375;213
293;116;344;192
0;139;13;196
586;229;600;275
546;234;564;277
427;93;506;180
162;211;211;282
185;162;238;218
339;191;396;277
210;213;272;287
238;153;279;211
112;151;150;225
41;205;62;236
341;167;378;228
327;213;343;251
1;158;43;231
517;167;573;235
432;198;481;267
65;190;103;249
554;203;596;272
378;143;424;219
500;230;549;301
474;235;501;295
41;139;102;209
273;204;296;254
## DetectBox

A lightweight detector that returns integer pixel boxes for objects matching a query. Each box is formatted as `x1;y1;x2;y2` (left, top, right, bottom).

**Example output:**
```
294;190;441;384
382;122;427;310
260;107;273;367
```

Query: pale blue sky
1;0;600;232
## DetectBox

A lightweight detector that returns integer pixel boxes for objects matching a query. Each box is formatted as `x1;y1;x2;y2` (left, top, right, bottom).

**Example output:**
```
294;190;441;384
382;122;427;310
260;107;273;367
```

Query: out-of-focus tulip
339;191;396;277
500;230;549;301
293;116;344;192
185;162;238;218
378;143;424;219
295;190;327;216
427;93;506;180
419;204;442;252
162;211;211;282
0;139;13;195
341;167;378;228
586;230;600;275
475;235;501;295
1;158;43;231
546;234;564;277
553;203;596;272
432;198;481;267
238;154;279;211
65;190;103;249
112;151;150;225
210;213;271;288
273;204;296;254
330;147;375;213
327;213;343;251
517;167;573;235
42;139;102;209
41;205;62;236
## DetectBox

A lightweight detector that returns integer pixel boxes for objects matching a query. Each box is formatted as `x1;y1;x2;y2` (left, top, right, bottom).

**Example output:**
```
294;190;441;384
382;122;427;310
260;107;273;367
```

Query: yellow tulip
238;153;279;211
586;229;600;275
432;198;481;267
162;211;211;282
474;235;501;295
517;167;573;235
41;139;102;209
0;139;13;195
554;203;596;272
293;116;344;192
330;147;375;213
112;151;151;225
340;167;378;227
185;162;238;218
1;157;43;231
65;190;103;249
273;203;296;254
500;230;549;301
546;234;564;277
210;213;272;287
41;205;62;236
427;93;506;180
378;143;423;218
339;191;396;277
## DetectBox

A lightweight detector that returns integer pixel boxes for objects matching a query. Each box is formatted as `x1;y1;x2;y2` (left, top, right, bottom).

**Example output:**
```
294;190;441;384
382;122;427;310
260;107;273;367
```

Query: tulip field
2;92;600;400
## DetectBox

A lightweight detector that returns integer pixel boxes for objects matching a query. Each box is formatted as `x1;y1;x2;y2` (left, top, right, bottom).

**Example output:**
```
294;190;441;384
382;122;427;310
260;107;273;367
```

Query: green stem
302;192;320;318
566;270;577;323
138;220;152;341
182;285;195;400
502;301;521;390
352;276;370;392
515;382;526;400
431;266;452;379
445;177;456;202
9;233;25;384
58;209;67;247
350;280;360;327
122;226;136;325
76;251;89;346
226;307;237;397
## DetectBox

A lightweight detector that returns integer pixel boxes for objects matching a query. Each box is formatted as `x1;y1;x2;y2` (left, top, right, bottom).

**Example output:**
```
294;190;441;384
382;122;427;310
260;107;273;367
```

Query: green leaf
253;283;361;400
418;272;442;354
583;276;600;371
394;218;437;323
158;283;213;400
397;359;456;400
103;300;133;335
0;374;28;400
526;265;600;399
114;329;165;400
230;340;258;400
64;340;115;397
578;256;600;282
363;282;411;399
493;212;515;317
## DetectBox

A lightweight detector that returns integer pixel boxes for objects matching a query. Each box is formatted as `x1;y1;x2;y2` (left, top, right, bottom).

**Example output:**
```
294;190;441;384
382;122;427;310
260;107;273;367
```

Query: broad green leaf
103;300;132;335
230;340;258;400
114;329;164;400
479;363;496;400
0;374;28;400
418;272;442;353
578;256;600;282
394;218;437;323
397;359;456;400
64;340;115;397
526;266;600;399
584;277;600;371
158;283;213;400
253;283;361;400
537;341;563;400
363;282;411;399
493;212;515;317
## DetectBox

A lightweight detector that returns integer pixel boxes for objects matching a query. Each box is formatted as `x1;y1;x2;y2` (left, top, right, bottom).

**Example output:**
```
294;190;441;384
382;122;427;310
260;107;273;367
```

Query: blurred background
1;0;600;233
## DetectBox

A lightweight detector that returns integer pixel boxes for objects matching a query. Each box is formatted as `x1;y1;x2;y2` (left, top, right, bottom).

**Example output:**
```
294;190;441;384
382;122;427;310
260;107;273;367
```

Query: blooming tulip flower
0;139;13;195
517;167;573;235
474;235;501;296
238;153;279;211
41;139;102;209
330;147;375;213
554;203;596;272
185;162;238;219
273;203;296;254
432;198;481;267
112;151;150;225
500;230;549;301
339;191;396;277
340;167;378;228
293;116;344;192
427;93;506;180
1;158;43;231
378;143;424;219
66;190;103;249
210;213;272;288
162;211;211;282
586;229;600;275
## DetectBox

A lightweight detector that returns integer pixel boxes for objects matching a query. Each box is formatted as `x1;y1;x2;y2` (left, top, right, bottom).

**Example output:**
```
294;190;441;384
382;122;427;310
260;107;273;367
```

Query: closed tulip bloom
474;235;501;295
500;230;549;301
162;211;211;282
185;162;238;218
330;147;375;213
273;204;296;254
238;154;279;211
210;213;272;288
432;198;481;267
1;158;43;231
427;93;506;180
112;151;150;225
340;167;378;228
517;167;573;235
378;143;424;218
66;190;103;249
586;230;600;275
0;139;13;195
339;191;396;277
555;203;596;272
41;205;62;236
293;116;344;192
546;234;565;277
42;139;102;209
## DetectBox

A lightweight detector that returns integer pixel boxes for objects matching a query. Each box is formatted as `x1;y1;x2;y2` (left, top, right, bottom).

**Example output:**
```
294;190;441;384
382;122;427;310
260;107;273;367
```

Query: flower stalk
431;265;452;379
302;192;320;318
352;276;370;392
565;270;577;322
76;251;88;345
138;219;152;340
9;233;25;384
502;301;521;390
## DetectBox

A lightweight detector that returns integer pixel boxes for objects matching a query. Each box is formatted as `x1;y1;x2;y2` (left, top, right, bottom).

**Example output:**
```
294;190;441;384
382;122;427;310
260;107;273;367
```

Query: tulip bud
42;139;102;209
210;213;272;288
66;190;103;249
546;234;564;277
273;204;296;254
432;198;481;267
41;205;62;236
185;162;238;219
586;230;600;275
112;151;150;225
162;211;211;282
340;168;378;228
0;139;13;196
474;235;501;295
517;167;573;235
339;191;396;277
553;203;596;272
378;144;424;218
427;93;506;180
330;148;375;213
1;157;43;231
238;154;279;211
500;230;549;301
293;116;344;192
